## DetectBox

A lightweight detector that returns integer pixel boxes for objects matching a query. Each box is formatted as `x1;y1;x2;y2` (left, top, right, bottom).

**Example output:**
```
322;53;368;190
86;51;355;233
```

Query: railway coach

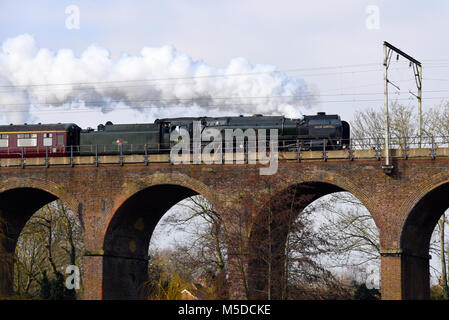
0;123;81;158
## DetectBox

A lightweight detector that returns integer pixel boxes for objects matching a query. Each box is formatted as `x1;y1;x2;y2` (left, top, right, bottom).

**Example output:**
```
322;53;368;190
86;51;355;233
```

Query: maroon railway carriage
0;123;81;158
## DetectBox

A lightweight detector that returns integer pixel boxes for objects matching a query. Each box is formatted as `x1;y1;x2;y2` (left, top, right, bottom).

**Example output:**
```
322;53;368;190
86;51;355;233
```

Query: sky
1;0;449;128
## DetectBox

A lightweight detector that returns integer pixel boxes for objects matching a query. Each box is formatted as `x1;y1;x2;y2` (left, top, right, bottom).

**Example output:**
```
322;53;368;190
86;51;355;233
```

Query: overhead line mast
382;41;422;174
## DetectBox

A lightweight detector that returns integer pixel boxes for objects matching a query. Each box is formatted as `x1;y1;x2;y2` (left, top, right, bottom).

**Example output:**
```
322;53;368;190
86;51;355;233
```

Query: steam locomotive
0;112;349;157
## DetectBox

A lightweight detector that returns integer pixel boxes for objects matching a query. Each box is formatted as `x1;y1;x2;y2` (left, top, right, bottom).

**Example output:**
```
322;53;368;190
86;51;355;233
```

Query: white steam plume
0;34;313;124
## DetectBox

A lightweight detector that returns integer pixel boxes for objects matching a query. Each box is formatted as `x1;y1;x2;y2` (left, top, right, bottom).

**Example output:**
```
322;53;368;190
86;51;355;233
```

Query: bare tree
13;200;84;299
228;177;351;300
313;193;380;268
437;214;449;298
149;195;228;299
150;175;363;300
423;102;449;138
351;102;417;149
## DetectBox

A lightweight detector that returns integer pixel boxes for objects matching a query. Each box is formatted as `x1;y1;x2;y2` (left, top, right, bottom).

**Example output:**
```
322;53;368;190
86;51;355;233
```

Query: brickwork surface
0;156;449;299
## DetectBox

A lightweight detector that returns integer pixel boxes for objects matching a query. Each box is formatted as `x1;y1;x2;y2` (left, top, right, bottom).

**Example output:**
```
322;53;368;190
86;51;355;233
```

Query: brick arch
401;180;449;253
397;174;449;300
270;169;378;225
399;171;449;255
104;171;219;231
0;179;81;297
400;171;449;227
101;173;218;300
0;177;79;216
246;173;379;300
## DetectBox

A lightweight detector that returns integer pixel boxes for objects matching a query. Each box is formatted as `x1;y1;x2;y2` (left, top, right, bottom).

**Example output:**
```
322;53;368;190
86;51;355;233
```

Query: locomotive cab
302;112;347;150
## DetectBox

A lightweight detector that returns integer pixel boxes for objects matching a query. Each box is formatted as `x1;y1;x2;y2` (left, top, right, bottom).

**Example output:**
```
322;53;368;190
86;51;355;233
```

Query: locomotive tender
0;112;349;158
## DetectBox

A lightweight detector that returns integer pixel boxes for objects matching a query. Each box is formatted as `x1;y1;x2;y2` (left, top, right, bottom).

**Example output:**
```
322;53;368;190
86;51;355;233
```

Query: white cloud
0;34;313;125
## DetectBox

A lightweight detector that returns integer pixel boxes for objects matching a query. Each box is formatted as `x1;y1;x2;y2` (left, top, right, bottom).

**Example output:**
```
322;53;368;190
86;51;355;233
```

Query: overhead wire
1;95;449;115
0;58;447;91
0;59;448;116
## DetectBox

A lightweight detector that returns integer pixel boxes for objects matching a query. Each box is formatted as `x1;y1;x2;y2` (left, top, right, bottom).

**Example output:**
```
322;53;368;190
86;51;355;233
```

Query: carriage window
43;133;53;146
17;133;37;147
0;134;8;148
57;134;64;145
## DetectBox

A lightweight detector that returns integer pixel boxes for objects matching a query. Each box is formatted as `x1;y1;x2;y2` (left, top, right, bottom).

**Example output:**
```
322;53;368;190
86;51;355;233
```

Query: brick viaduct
0;148;449;300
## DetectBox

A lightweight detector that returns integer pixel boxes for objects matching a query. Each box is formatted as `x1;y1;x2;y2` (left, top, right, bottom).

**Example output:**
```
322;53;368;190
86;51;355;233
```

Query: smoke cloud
0;34;313;124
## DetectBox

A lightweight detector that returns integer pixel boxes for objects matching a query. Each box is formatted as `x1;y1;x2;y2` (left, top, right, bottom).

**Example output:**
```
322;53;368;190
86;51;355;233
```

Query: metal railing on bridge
1;136;449;167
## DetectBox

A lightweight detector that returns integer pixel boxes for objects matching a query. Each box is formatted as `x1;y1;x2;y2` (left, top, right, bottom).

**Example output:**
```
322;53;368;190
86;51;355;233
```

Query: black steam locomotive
0;112;349;157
